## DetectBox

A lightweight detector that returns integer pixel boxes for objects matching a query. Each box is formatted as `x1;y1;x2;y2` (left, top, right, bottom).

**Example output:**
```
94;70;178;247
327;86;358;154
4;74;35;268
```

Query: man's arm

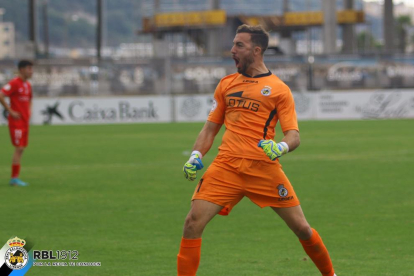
183;121;222;181
258;129;300;161
0;92;10;111
281;129;300;152
0;92;20;119
192;120;223;156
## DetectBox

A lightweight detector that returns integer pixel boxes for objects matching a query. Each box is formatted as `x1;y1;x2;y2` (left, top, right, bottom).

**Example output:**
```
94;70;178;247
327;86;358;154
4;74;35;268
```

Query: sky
364;0;414;7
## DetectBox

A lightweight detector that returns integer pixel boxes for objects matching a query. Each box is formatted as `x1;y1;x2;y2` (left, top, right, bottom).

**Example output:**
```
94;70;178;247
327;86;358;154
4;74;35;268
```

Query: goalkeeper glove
258;140;289;161
183;151;204;181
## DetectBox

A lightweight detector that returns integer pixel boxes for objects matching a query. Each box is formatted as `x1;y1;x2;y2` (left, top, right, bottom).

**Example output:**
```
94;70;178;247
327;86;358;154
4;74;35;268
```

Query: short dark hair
236;24;269;55
18;60;33;70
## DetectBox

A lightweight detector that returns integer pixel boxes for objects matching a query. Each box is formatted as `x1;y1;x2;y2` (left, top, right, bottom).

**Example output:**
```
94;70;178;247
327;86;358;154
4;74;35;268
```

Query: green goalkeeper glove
258;140;289;161
183;151;204;181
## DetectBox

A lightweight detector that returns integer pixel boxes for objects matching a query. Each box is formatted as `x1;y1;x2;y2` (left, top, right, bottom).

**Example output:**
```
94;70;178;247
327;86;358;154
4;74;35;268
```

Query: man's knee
294;223;312;240
184;211;201;231
15;147;25;153
183;200;222;238
183;210;207;238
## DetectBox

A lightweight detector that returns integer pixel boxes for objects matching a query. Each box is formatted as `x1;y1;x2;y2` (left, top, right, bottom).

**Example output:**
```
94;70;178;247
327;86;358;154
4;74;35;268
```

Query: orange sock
177;237;202;276
300;228;335;276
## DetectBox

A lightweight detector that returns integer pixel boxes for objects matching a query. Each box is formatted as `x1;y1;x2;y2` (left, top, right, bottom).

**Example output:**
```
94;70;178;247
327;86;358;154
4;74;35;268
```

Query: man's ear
254;46;262;56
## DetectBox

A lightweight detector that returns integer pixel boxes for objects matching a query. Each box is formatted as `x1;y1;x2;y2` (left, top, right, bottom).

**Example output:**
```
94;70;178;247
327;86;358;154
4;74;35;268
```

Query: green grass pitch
0;119;413;275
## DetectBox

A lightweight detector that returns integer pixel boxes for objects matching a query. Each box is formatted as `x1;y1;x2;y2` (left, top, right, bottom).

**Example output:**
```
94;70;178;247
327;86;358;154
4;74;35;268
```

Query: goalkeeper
178;25;336;276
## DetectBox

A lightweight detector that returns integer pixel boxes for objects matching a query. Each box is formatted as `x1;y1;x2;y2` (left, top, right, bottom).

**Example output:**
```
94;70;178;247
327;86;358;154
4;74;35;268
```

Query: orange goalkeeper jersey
208;71;298;161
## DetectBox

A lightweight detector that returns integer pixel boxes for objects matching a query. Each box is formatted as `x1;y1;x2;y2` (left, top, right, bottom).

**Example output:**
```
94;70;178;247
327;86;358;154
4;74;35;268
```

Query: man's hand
9;110;21;119
183;151;204;181
258;140;289;161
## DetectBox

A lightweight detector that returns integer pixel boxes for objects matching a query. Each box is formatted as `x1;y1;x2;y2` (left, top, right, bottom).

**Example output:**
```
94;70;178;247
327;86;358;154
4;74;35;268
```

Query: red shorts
192;155;300;215
9;127;29;147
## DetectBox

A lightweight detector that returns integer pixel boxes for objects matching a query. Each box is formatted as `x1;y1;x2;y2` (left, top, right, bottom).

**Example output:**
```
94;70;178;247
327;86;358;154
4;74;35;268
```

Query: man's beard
237;54;254;75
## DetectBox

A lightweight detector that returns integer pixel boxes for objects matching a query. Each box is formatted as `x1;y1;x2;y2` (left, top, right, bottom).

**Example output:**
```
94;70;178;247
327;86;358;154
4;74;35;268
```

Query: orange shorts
192;155;300;216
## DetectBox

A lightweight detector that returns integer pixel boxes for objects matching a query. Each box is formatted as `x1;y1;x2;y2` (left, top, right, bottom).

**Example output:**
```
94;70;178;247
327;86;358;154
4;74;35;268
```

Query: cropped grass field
0;119;413;276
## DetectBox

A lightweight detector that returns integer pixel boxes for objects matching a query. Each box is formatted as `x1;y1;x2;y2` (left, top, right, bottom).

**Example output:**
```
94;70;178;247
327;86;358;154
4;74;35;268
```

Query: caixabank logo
0;236;34;275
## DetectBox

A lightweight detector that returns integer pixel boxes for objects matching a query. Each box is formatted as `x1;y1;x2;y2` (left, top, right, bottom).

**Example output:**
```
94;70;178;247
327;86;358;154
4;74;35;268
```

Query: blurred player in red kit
0;60;34;186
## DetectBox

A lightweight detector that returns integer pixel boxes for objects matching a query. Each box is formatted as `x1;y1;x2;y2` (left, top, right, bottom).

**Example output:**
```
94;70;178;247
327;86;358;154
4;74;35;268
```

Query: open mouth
233;57;240;67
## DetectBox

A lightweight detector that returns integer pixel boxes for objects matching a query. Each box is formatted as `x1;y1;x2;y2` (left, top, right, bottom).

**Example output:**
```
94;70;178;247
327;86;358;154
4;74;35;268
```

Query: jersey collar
241;70;272;78
17;76;27;83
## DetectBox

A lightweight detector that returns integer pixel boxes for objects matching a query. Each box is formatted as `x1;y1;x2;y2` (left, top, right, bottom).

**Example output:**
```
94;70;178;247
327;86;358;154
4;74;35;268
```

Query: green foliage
396;15;412;53
0;119;413;275
106;9;137;45
356;31;377;52
396;15;411;26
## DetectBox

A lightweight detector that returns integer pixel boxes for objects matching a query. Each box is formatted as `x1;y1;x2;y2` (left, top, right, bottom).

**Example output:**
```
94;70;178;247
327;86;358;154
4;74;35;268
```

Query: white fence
1;90;414;125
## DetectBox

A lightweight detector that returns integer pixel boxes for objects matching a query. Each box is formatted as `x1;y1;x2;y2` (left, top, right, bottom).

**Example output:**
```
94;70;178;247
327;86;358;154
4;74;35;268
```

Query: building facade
0;22;15;59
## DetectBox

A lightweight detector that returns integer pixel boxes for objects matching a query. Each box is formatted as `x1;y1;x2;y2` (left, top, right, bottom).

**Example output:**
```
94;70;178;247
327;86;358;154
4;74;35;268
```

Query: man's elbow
295;137;300;148
288;131;300;152
291;136;300;152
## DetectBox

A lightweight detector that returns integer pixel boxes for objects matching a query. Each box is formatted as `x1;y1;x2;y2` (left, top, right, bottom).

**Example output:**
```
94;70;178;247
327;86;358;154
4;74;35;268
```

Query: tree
396;15;412;53
357;31;377;53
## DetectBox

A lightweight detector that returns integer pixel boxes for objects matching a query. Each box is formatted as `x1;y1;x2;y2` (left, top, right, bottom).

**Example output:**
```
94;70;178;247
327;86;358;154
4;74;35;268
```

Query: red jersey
1;77;32;127
208;72;298;161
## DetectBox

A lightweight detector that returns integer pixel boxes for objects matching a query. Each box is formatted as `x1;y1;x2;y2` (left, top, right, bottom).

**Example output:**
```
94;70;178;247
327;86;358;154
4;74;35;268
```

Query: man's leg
178;199;223;276
9;126;29;186
12;146;25;165
272;206;335;276
10;146;27;186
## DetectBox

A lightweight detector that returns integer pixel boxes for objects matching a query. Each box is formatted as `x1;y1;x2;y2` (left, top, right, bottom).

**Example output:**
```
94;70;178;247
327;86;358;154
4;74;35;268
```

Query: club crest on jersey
210;98;218;113
3;84;11;91
277;184;288;197
261;86;272;96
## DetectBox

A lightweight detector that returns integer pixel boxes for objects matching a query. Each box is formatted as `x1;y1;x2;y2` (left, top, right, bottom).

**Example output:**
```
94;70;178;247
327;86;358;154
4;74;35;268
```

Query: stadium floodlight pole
307;55;315;91
0;8;4;22
210;0;220;9
383;0;394;53
42;1;49;58
283;0;289;13
96;0;103;60
342;0;355;54
29;0;38;57
322;0;337;54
